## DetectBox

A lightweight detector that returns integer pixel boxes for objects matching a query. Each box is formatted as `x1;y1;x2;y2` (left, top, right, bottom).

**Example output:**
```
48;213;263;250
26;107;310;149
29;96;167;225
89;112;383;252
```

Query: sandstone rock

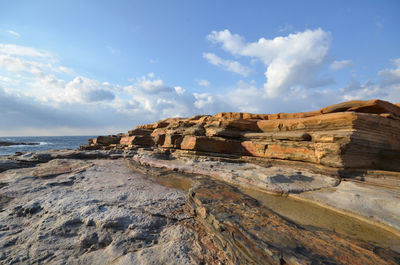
320;99;400;117
93;135;121;145
186;180;400;265
82;99;400;171
120;135;154;147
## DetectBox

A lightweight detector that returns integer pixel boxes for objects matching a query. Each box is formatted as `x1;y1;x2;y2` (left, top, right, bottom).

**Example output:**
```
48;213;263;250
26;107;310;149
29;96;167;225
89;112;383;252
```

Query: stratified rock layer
83;99;400;171
186;180;400;265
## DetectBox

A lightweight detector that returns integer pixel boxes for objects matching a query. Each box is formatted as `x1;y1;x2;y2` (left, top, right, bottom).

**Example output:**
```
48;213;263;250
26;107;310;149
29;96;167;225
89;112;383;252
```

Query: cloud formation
330;60;353;70
0;43;208;135
378;58;400;86
7;30;21;38
207;28;332;97
1;38;400;136
203;52;251;77
197;79;211;87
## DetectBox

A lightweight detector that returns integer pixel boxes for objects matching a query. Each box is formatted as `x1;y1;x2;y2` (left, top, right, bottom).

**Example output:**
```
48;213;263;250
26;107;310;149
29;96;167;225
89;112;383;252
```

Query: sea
0;136;95;156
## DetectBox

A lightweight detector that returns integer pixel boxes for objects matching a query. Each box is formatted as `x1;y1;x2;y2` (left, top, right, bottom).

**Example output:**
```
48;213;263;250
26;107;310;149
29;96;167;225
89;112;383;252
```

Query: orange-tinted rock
94;135;121;145
181;136;243;155
214;112;269;120
127;128;152;136
82;99;400;171
320;99;400;117
186;181;400;265
120;135;154;147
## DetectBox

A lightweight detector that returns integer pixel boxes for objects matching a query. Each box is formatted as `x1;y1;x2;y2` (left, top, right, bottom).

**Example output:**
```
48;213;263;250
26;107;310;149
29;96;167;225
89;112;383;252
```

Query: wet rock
186;180;400;265
132;151;339;194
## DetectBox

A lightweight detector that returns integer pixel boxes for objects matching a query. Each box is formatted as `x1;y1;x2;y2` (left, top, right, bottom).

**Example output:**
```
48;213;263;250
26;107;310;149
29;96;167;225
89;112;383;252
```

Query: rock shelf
1;99;400;264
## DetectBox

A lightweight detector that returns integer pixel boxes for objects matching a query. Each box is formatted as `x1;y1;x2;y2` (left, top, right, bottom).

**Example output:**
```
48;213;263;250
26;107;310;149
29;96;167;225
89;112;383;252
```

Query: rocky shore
1;99;400;264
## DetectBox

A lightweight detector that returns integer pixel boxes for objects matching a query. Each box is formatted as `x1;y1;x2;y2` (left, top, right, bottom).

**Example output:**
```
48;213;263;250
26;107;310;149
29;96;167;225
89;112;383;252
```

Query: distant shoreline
0;141;40;147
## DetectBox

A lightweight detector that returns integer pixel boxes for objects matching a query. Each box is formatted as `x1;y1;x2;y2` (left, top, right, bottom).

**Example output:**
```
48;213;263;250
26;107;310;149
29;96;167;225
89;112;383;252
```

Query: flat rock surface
297;180;400;232
0;159;195;265
134;152;339;194
133;151;400;237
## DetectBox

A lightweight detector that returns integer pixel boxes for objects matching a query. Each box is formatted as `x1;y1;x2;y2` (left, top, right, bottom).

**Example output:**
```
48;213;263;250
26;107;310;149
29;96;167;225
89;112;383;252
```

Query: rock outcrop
83;99;400;171
2;99;400;264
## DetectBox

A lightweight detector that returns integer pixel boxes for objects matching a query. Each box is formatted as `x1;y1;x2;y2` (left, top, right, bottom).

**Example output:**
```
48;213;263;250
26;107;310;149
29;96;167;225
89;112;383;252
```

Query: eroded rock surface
186;180;400;265
1;150;400;264
82;99;400;171
133;151;340;194
0;158;196;264
2;99;400;264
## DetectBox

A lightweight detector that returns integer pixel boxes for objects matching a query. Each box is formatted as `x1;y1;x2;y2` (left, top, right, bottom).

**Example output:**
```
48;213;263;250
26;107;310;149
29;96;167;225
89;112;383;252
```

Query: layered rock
1;147;399;264
186;180;400;265
83;99;400;171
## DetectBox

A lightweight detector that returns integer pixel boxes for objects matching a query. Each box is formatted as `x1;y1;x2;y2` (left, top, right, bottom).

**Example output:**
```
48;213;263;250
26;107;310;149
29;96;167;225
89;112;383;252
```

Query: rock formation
83;99;400;171
1;99;400;264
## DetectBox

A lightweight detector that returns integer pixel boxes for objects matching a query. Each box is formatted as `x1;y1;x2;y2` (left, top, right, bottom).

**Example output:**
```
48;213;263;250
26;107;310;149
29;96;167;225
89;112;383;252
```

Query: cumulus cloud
127;75;173;94
203;52;251;77
174;86;185;95
1;40;400;136
193;93;213;109
7;30;21;38
378;58;400;86
339;59;400;102
330;60;353;70
206;28;332;97
0;43;52;58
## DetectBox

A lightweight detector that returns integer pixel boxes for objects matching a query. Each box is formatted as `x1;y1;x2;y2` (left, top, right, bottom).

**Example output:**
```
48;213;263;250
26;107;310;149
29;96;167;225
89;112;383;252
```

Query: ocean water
0;136;95;156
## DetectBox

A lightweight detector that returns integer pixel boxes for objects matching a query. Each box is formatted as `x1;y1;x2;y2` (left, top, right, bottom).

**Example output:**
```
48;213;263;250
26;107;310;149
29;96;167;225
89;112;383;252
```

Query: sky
0;0;399;136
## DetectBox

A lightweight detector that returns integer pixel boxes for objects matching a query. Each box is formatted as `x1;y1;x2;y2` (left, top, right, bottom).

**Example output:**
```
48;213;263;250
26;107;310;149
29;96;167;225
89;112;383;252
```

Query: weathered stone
0;158;196;264
82;99;400;171
186;180;400;265
93;135;121;145
120;135;154;147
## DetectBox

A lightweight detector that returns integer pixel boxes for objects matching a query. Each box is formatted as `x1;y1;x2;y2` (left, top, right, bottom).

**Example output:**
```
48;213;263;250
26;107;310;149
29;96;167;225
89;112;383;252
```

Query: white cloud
7;30;21;38
0;43;52;58
193;93;213;109
341;80;387;101
174;86;185;95
330;60;353;70
1;40;399;137
378;58;400;86
203;52;251;77
339;59;400;102
0;43;208;135
206;29;331;97
127;76;173;94
197;79;211;87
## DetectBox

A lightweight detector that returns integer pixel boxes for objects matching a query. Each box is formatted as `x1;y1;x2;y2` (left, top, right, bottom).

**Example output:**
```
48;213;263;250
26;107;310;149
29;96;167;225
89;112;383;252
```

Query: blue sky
0;0;399;136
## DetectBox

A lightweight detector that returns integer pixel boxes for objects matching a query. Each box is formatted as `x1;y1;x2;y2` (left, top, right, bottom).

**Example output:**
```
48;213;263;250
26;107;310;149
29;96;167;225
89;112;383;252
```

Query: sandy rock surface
133;151;339;194
0;159;195;265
